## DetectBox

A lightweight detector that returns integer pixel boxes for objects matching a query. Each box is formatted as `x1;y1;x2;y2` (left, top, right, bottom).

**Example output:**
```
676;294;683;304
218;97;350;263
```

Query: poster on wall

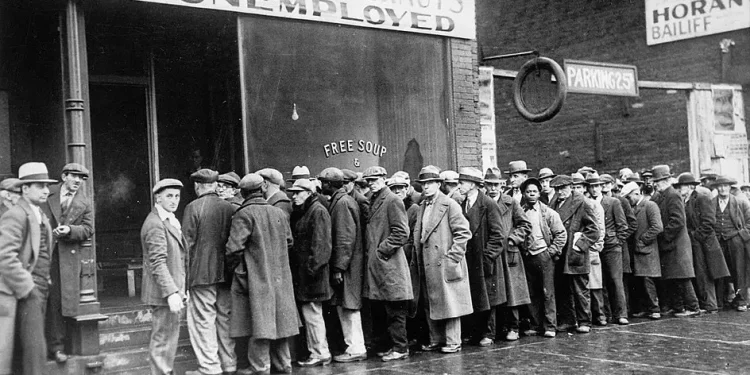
478;67;496;171
713;88;735;132
645;0;750;45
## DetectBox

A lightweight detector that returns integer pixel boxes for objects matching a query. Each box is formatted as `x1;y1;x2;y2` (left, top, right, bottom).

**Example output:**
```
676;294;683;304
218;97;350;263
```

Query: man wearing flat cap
182;169;237;375
712;175;750;311
257;168;292;219
40;162;94;363
0;162;56;374
226;174;299;374
343;169;370;226
141;178;188;374
0;178;21;217
217;172;242;206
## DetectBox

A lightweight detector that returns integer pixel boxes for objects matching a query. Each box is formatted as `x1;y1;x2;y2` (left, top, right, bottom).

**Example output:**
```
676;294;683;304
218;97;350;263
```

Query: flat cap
550;175;573;188
571;173;586;185
0;178;21;193
620;182;640;197
458;167;483;184
440;170;459;184
520;177;542;193
239;173;264;191
62;163;90;179
257;168;284;186
218;172;241;187
342;169;358;182
392;171;411;182
363;166;387;179
318;167;344;182
190;168;219;183
287;178;316;192
387;176;409;188
153;178;183;194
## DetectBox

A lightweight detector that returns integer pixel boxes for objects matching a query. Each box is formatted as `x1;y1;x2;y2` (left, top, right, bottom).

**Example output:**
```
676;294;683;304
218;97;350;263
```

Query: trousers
149;305;181;375
46;248;66;355
300;302;330;359
13;285;48;375
0;292;16;375
601;245;628;319
247;338;291;374
336;306;366;354
692;243;718;312
524;251;557;332
188;284;237;374
557;273;591;327
370;300;408;353
635;277;660;313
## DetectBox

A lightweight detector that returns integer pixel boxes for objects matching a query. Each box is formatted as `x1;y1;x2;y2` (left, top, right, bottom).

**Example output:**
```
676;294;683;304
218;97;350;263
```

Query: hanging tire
512;56;567;123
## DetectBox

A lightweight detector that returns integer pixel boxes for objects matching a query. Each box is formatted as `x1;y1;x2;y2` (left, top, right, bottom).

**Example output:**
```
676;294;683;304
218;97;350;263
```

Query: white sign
646;0;750;45
564;60;639;97
478;67;496;171
133;0;476;39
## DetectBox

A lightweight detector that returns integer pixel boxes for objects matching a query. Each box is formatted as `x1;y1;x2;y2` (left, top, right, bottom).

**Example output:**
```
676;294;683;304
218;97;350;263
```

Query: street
294;311;750;374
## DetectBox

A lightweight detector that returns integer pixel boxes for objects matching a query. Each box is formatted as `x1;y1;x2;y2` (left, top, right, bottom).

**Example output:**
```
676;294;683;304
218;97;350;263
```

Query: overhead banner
133;0;476;39
564;60;639;97
646;0;750;45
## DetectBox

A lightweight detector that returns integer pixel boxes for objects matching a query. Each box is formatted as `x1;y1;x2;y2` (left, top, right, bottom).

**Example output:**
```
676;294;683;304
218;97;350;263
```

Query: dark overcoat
42;184;94;316
363;188;412;301
403;201;420;263
601;195;629;248
550;191;600;275
291;196;333;302
140;208;188;306
328;188;364;309
616;195;638;274
496;194;532;306
412;192;473;320
686;190;730;280
463;191;506;311
226;196;299;339
652;186;695;279
182;192;235;287
711;194;750;283
632;198;663;277
268;190;292;219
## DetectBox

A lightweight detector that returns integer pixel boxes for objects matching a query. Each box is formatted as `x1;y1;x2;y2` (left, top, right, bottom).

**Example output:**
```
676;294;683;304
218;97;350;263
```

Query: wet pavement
294;311;750;374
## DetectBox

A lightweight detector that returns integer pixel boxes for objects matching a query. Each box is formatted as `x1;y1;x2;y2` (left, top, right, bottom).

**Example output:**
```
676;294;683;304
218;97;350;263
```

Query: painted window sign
646;0;750;45
564;60;639;97
133;0;476;40
324;140;387;158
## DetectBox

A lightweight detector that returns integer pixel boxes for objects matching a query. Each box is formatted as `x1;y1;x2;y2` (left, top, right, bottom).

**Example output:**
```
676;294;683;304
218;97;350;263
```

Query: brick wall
477;0;750;177
451;38;482;169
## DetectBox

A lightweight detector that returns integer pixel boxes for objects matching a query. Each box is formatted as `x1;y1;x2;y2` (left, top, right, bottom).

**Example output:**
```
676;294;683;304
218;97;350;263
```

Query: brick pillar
450;38;482;169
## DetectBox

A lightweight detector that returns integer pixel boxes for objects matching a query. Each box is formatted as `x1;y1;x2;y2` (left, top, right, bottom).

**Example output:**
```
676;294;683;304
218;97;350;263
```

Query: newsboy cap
342;169;358;182
0;178;21;193
550;175;573;188
440;170;459;184
387;176;409;188
363;166;387;179
190;168;219;183
620;182;640;197
239;173;264;191
287;178;316;192
257;168;284;186
520;177;542;193
62;163;90;179
218;172;241;187
153;178;183;194
318;167;344;182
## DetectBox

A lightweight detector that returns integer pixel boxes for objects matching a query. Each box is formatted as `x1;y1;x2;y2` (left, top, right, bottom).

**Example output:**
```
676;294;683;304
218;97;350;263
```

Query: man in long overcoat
141;178;188;375
650;165;700;317
225;174;299;374
621;182;663;319
712;175;750;311
361;166;411;362
676;173;730;314
412;166;473;354
40;163;94;363
457;167;504;346
549;175;601;333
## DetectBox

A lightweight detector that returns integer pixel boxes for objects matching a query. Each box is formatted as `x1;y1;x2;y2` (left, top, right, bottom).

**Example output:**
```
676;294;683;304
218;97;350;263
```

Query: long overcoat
182;192;235;287
631;198;663;277
496;194;532;306
652;186;695;279
550;191;600;275
42;184;94;316
588;200;605;289
686;190;730;280
412;192;473;320
328;188;363;309
290;196;333;302
226;196;300;339
616;195;638;274
363;188;412;301
140;207;188;306
268;190;292;219
711;194;750;285
464;191;506;311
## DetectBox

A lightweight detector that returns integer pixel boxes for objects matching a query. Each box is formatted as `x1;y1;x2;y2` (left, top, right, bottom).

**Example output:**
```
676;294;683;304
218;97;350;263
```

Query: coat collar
267;190;290;206
18;198;44;261
329;188;348;211
150;207;184;249
239;196;268;210
465;190;488;234
556;192;583;223
419;192;450;242
369;187;391;217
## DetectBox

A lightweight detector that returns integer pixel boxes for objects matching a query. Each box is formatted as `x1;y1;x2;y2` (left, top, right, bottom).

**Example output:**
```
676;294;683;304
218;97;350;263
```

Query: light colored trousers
300;302;331;359
188;284;237;374
337;306;366;355
427;316;461;346
0;293;16;375
248;338;291;374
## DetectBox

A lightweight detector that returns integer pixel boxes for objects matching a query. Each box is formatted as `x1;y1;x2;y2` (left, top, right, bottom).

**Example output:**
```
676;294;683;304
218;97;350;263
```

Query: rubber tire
512;56;567;123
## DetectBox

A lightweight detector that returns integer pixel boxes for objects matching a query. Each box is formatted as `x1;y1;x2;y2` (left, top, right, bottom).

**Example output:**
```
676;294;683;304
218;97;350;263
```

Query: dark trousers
590;289;605;322
634;277;660;313
371;300;408;353
499;306;521;332
661;278;700;312
720;237;749;305
524;251;556;332
46;249;66;354
692;243;718;312
463;306;495;341
14;284;48;375
557;273;591;327
601;245;628;319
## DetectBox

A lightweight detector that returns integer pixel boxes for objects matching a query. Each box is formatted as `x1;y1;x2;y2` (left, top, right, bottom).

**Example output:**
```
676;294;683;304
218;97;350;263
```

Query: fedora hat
440;170;459;184
710;175;738;188
417;165;443;183
506;160;531;175
458;167;483;184
538;168;556;180
484;167;504;184
651;165;672;182
571;173;586;185
699;168;718;181
673;172;699;186
585;172;604;185
625;172;643;185
287;166;311;182
17;162;57;185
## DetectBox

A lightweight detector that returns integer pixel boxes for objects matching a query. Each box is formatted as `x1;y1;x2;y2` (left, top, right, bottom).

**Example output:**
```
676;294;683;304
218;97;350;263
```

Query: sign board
133;0;476;39
646;0;750;45
564;60;639;97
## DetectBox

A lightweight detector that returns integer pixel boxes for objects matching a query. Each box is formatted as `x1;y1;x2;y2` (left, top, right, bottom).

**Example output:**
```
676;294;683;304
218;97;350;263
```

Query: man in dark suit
0;162;56;375
141;178;188;375
712;175;750;311
40;163;94;363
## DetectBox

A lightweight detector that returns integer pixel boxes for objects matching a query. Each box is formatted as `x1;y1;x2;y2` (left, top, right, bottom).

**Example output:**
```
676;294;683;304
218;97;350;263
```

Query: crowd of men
2;159;750;375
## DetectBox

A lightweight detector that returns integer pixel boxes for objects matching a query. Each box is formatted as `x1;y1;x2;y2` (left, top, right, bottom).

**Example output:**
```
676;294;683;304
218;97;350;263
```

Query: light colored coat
412;192;473;320
496;194;532;306
140;208;188;306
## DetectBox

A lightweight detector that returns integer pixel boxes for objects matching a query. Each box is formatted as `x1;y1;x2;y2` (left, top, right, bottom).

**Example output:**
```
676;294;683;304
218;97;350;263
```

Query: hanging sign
133;0;476;39
564;60;639;97
646;0;750;45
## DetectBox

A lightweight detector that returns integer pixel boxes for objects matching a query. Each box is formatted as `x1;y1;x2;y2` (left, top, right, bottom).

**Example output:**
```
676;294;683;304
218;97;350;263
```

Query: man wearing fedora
456;167;504;346
257;168;292;219
141;178;188;374
0;162;56;375
0;177;21;217
650;165;700;317
412;166;473;353
483;167;507;204
40;163;94;364
506;161;531;203
675;172;730;314
361;166;411;362
537;168;556;205
217;172;242;206
712;175;750;311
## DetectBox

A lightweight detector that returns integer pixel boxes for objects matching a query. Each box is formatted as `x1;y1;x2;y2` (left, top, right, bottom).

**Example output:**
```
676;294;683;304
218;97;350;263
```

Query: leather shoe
522;329;538;336
297;356;332;367
333;352;367;363
421;343;441;351
674;309;700;318
51;351;68;364
631;311;648;318
381;350;409;362
440;344;461;353
648;312;661;320
543;331;556;338
617;318;629;325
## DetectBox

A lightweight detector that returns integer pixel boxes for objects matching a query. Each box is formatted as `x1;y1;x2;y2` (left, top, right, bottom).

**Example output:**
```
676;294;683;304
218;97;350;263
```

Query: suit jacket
601;195;628;248
550;192;600;275
140;208;188;306
41;184;94;316
182;192;235;288
631;198;663;277
686;191;729;280
0;198;51;298
652;186;694;279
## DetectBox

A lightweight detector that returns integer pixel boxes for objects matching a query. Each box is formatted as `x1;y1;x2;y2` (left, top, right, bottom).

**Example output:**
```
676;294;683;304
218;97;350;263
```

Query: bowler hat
506;160;531;175
287;166;311;182
239;173;264;191
700;168;718;181
17;162;57;185
363;166;387;179
484;167;504;184
571;173;586;185
62;163;90;179
257;168;284;186
620;182;640;197
287;178;316;192
190;168;219;183
0;178;21;193
550;175;573;188
585;173;604;186
458;167;483;184
387;176;409;188
711;175;738;188
440;170;459;184
218;172;241;187
152;178;183;194
650;165;672;182
342;169;358;182
318;167;344;182
417;165;443;183
538;168;556;180
520;177;542;193
673;172;699;186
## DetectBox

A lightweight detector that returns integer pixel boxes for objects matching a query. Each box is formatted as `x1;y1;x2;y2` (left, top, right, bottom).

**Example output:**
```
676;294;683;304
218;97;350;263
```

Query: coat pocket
568;247;585;267
634;241;651;255
232;263;249;295
507;245;521;267
444;259;464;283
